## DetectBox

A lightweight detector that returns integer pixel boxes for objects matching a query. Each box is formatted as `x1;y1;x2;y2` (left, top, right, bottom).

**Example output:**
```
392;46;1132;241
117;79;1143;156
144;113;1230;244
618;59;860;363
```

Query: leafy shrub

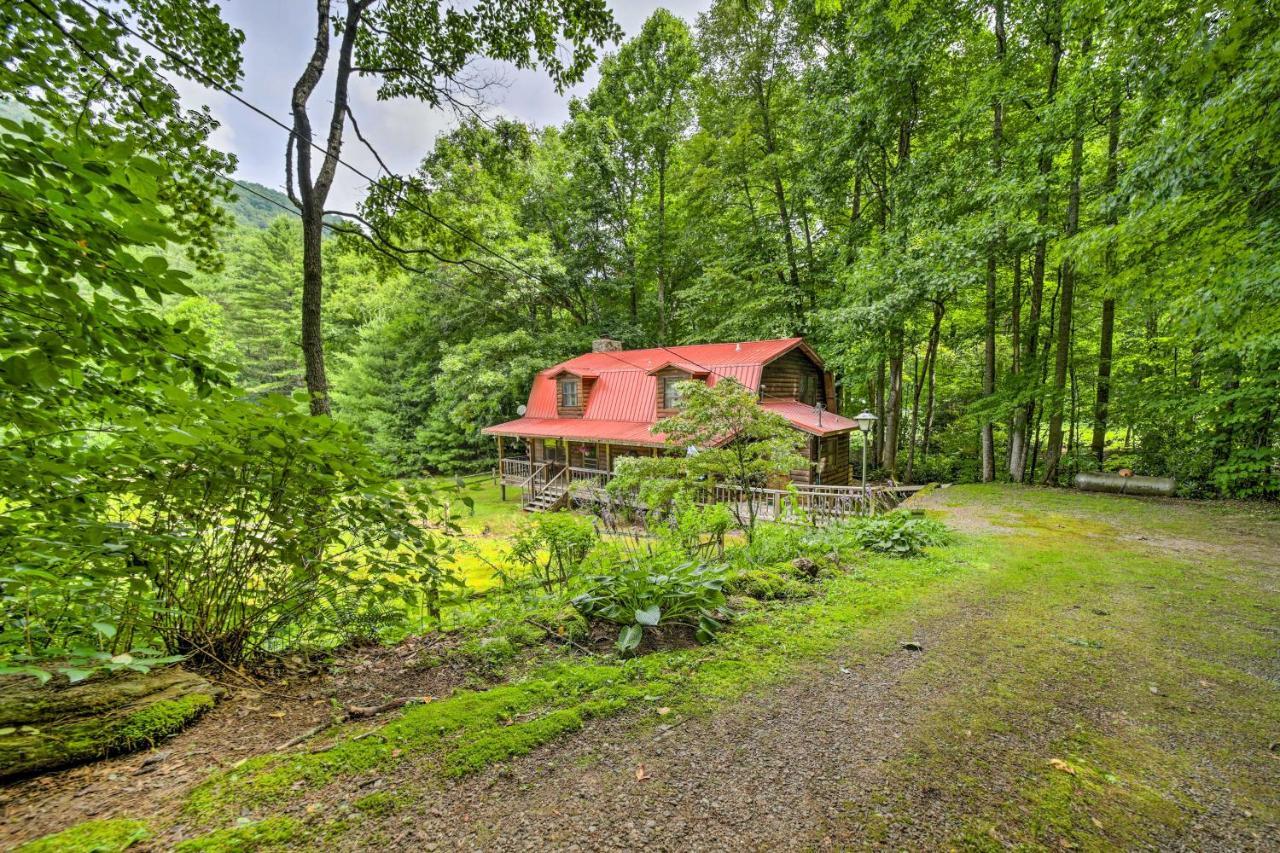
656;501;736;559
571;560;726;654
2;391;461;677
316;590;411;647
845;512;949;557
506;513;598;594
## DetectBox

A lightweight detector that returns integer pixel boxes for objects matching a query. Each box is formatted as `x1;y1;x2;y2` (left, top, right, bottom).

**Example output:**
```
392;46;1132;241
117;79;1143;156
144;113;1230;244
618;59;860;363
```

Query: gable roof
483;337;850;445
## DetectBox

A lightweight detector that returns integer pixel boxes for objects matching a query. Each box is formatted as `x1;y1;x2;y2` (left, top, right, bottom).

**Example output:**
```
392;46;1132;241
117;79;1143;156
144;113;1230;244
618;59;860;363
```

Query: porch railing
500;457;534;482
526;463;920;522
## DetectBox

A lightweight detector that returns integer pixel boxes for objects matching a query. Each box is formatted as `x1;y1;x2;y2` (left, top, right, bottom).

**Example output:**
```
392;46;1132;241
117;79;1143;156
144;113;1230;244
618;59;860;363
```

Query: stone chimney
591;337;623;353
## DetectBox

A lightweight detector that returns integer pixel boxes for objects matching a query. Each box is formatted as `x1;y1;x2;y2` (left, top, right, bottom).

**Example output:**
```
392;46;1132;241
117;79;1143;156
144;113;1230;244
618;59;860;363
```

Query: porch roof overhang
761;400;859;437
482;417;668;448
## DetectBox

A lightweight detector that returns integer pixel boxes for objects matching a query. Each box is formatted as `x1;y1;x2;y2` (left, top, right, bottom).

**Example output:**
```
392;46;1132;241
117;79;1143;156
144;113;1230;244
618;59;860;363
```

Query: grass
831;485;1280;848
438;476;523;592
21;485;1280;850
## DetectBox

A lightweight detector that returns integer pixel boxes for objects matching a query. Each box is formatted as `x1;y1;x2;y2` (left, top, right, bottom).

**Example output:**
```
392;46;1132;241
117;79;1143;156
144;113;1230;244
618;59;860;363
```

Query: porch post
497;435;506;501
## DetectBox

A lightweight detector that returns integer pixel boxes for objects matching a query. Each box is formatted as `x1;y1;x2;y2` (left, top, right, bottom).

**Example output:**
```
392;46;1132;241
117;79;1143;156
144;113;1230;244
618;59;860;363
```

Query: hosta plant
571;560;726;654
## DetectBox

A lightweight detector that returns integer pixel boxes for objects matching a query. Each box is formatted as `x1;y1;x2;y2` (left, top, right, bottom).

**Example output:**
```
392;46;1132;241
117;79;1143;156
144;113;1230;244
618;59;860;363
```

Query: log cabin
483;337;861;509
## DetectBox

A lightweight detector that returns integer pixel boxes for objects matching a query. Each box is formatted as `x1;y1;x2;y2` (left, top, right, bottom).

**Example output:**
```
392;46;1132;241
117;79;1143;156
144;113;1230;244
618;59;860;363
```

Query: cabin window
559;377;579;408
800;374;817;405
661;377;683;410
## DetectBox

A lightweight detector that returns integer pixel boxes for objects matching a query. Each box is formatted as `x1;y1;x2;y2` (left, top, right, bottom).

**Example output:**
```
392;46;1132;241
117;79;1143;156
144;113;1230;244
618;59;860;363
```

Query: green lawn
436;476;525;591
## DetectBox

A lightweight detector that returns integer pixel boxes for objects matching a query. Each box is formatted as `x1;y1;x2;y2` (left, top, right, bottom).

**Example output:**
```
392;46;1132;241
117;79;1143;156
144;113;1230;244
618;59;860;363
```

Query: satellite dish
517;404;527;416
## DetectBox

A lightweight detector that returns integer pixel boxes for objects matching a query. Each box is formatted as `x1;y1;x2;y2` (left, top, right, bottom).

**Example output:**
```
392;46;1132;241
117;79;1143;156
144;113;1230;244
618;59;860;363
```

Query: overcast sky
175;1;712;210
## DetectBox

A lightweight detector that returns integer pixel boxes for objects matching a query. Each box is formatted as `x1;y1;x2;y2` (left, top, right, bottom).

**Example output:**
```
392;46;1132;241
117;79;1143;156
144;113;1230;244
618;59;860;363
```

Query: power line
47;0;825;410
13;0;508;317
76;0;547;288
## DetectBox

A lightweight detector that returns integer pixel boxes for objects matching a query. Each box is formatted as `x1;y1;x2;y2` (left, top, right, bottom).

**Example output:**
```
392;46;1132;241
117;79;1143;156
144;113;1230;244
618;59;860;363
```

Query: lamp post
852;411;878;515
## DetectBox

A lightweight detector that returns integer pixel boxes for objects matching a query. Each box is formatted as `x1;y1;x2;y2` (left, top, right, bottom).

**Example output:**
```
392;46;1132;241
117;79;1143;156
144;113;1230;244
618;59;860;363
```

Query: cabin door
542;439;567;474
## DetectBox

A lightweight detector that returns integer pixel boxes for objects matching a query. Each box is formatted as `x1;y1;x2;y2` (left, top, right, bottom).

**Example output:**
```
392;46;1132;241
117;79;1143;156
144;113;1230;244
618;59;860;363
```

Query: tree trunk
981;252;997;482
981;0;1006;483
882;327;903;478
921;300;944;463
905;346;922;482
289;0;366;416
1092;96;1121;466
1009;28;1062;481
752;76;803;324
0;668;223;780
874;357;886;463
656;149;668;343
1043;34;1092;484
1030;271;1062;482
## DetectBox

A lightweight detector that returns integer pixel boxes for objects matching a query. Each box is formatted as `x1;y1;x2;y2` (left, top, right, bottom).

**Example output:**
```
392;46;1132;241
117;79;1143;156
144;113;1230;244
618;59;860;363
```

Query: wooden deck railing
536;463;923;522
500;457;534;482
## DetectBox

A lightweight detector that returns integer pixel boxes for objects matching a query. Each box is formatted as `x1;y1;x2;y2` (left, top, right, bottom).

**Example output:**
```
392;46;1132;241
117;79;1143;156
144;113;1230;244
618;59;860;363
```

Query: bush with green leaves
571;557;726;654
4;390;462;676
843;512;949;557
505;512;598;595
650;500;735;560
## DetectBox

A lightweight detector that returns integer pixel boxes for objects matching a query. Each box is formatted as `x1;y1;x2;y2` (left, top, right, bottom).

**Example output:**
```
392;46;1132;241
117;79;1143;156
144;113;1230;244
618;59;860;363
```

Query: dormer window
560;377;580;408
661;376;683;410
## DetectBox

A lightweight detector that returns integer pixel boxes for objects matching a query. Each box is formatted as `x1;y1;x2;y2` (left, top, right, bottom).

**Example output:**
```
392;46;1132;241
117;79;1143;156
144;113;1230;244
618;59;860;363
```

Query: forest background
21;0;1279;496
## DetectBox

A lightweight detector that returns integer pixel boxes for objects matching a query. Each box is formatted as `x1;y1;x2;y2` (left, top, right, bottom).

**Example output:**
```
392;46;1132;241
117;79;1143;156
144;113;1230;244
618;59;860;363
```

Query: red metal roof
481;337;835;446
760;400;859;437
483;417;668;447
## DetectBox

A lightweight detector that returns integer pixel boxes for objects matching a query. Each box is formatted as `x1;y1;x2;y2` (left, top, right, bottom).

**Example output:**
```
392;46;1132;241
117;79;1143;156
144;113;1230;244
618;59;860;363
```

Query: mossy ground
172;817;300;852
14;818;148;853
21;485;1280;849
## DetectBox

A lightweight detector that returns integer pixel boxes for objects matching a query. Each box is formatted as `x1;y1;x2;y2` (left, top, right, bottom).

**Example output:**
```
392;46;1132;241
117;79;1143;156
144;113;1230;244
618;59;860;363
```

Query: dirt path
334;623;964;851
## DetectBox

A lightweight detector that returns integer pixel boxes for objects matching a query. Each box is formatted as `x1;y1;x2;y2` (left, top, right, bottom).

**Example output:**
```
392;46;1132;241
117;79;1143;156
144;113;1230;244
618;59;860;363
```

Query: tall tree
589;10;700;342
286;0;620;414
980;0;1007;483
1043;31;1092;484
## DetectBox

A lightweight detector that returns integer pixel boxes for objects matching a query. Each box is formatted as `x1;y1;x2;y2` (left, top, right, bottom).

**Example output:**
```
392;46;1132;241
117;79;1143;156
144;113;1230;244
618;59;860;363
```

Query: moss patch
15;818;148;853
351;791;402;817
173;817;301;852
114;693;215;751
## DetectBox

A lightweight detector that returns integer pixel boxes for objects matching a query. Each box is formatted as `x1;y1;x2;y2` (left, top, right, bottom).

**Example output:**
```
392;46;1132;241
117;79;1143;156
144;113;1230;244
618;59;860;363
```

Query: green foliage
0;115;458;679
572;558;727;654
608;379;806;538
506;512;599;595
0;0;243;267
844;512;950;557
15;818;149;853
654;501;736;559
186;218;304;396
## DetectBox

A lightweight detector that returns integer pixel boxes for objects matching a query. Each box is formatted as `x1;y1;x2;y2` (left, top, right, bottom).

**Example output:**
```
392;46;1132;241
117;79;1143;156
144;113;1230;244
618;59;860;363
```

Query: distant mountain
222;179;297;229
222;179;348;231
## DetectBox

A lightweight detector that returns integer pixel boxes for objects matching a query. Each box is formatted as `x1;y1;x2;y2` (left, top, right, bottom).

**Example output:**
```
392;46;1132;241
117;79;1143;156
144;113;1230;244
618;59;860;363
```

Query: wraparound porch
495;454;922;523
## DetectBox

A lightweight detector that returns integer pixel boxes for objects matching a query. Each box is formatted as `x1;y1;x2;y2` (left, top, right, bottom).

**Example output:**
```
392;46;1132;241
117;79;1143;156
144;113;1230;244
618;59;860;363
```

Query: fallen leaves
1048;758;1077;775
635;764;651;781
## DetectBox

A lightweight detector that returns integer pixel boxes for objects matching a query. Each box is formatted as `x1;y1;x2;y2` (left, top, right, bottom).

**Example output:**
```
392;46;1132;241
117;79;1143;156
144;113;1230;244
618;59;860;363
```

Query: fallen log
1073;471;1176;497
0;666;224;780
